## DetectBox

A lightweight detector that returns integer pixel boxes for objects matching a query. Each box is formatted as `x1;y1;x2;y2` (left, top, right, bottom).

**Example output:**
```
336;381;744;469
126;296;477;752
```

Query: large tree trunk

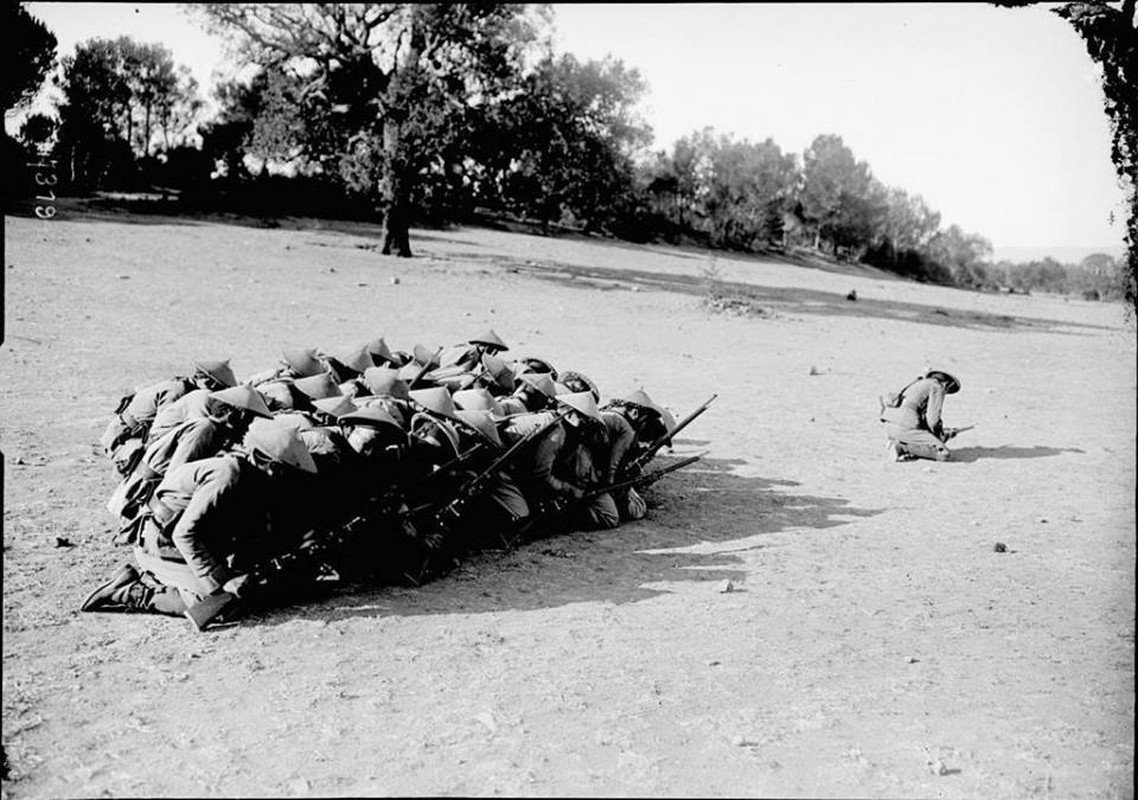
379;117;412;258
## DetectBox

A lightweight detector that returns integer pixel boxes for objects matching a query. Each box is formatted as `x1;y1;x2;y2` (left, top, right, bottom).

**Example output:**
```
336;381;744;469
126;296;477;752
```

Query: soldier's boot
496;513;528;550
80;563;147;612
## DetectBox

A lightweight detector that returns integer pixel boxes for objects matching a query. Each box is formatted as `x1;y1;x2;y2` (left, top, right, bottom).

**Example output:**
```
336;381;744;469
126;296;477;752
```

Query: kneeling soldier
100;358;237;477
81;420;317;619
880;369;962;462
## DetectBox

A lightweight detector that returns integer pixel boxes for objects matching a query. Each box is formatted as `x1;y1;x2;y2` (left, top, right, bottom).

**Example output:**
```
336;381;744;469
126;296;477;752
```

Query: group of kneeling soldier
82;329;699;629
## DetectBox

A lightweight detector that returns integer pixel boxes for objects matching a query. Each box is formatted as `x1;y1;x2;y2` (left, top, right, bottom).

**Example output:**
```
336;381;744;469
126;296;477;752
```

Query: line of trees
5;2;1133;305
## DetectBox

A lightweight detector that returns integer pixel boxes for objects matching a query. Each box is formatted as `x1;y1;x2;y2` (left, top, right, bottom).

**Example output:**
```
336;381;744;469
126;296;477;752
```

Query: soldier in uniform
325;344;375;393
108;386;274;540
496;372;558;416
452;387;502;415
504;391;619;535
358;366;413;427
594;389;673;521
471;353;516;397
100;358;238;477
366;336;399;368
81;420;317;618
434;329;510;379
557;370;601;402
246;347;328;386
881;369;962;462
431;408;530;553
148;384;271;444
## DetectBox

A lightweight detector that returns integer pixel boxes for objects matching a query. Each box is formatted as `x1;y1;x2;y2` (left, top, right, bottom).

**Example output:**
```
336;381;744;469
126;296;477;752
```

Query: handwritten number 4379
30;159;57;219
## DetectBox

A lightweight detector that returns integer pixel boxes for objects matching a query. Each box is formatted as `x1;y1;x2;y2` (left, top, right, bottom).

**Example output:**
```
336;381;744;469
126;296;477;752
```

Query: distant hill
991;244;1126;265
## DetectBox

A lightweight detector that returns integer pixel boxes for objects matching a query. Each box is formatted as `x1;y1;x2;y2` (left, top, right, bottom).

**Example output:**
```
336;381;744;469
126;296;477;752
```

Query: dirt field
2;209;1134;799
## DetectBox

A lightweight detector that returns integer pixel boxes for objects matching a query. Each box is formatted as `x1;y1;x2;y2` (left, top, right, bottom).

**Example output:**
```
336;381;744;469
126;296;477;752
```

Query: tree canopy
3;3;57;113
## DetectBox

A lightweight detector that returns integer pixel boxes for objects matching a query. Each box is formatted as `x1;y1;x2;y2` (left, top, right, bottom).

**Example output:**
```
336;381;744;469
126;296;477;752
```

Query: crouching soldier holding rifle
510;392;622;537
880;369;966;462
81;420;317;627
618;392;717;481
424;406;569;552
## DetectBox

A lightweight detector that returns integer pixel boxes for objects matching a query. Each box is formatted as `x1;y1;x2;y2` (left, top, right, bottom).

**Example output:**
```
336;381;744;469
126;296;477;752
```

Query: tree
879;187;942;252
199;71;273;181
55;36;203;186
927;224;994;287
797;134;881;254
1051;1;1137;315
198;3;548;257
3;3;57;113
699;133;799;250
475;53;651;232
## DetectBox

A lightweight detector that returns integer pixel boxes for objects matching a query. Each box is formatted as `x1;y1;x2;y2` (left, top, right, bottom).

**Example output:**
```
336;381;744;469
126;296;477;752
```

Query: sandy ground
2;210;1134;799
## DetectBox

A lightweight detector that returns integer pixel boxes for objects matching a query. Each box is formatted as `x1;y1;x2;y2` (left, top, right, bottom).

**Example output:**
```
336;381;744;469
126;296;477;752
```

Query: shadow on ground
948;445;1086;463
242;455;884;627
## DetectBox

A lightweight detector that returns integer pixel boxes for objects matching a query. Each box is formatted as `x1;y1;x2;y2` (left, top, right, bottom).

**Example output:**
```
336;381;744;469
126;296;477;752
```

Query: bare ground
2;210;1134;798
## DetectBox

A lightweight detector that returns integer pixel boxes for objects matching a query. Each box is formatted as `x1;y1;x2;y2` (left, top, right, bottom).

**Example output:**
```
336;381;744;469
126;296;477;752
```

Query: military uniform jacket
598;410;637;484
147;455;267;594
148;388;215;443
102;377;197;452
896;377;946;436
503;412;577;498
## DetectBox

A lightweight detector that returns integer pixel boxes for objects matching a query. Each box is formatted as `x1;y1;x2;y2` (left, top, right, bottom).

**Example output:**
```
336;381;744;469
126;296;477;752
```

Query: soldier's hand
566;484;586;501
221;574;251;599
625;487;647;520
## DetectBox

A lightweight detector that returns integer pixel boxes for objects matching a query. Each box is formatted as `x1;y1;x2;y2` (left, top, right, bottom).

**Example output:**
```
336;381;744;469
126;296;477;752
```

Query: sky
17;2;1131;261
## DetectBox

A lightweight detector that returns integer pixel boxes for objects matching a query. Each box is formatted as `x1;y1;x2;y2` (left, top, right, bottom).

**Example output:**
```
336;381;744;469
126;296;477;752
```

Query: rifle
425;408;571;532
942;424;975;442
184;486;409;631
514;452;706;544
585;452;706;500
621;393;717;478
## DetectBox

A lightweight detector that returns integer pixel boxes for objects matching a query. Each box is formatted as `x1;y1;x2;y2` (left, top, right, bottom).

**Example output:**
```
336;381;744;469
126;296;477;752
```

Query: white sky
17;2;1131;258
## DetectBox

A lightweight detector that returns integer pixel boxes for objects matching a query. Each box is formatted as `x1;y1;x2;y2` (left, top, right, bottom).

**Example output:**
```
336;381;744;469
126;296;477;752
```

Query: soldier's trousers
132;546;205;616
884;423;951;461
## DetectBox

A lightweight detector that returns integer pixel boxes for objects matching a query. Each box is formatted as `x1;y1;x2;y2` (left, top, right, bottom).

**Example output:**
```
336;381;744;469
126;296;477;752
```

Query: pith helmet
397;360;436;384
312;395;358;419
355;396;409;427
480;353;515;392
329;344;374;378
452;387;501;414
256;379;305;412
273;412;316;431
412;344;441;368
281;348;325;378
409;387;459;421
210;385;272;418
619;388;666;418
192;358;237;389
469;329;508;352
925;370;961;394
244;418;318;473
410;413;462;459
362;366;411;400
517;372;557;399
366;336;396;365
293;373;343;400
558;370;599;402
339;405;404;433
556;391;602;423
515;356;558;380
455;409;503;448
